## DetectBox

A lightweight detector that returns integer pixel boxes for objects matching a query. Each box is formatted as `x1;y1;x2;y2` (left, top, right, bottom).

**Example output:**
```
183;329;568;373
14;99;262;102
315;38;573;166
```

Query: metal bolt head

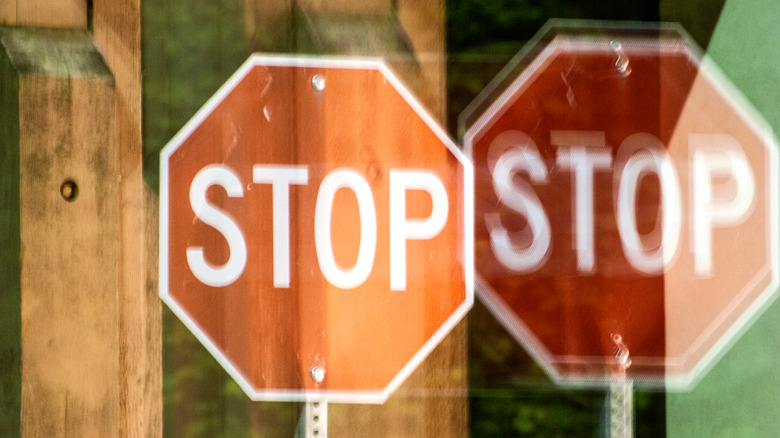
609;40;632;77
311;74;326;92
311;366;325;383
615;58;631;77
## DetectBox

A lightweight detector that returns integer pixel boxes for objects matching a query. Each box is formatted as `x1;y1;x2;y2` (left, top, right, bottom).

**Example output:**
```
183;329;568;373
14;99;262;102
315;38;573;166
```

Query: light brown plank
394;4;465;436
92;1;160;436
397;0;447;122
0;2;16;25
1;27;119;437
141;184;163;438
0;0;86;28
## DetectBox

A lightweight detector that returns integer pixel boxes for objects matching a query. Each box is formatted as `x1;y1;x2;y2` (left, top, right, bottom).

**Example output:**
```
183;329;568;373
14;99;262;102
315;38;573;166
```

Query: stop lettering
187;164;449;291
487;129;755;277
464;26;778;387
160;56;473;403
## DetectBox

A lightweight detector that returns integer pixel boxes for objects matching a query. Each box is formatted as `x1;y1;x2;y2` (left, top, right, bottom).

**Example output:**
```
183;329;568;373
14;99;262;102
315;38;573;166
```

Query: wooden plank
292;2;446;123
393;5;467;437
397;0;447;122
141;183;163;437
245;1;467;436
0;2;16;25
0;27;119;437
0;0;86;28
92;1;161;435
296;13;410;55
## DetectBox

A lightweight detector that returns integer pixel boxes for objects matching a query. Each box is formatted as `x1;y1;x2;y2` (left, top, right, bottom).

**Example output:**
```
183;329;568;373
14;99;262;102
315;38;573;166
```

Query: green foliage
468;302;667;437
0;41;21;438
162;308;300;438
144;1;300;436
142;0;247;191
468;302;604;437
447;0;659;54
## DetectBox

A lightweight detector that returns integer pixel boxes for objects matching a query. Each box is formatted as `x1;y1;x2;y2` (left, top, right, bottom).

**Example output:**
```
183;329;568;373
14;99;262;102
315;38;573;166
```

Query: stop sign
464;25;778;387
160;56;473;403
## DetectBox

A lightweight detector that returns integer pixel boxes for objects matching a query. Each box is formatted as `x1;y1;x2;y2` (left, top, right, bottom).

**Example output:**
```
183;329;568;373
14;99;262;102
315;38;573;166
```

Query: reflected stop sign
160;56;473;403
464;27;778;387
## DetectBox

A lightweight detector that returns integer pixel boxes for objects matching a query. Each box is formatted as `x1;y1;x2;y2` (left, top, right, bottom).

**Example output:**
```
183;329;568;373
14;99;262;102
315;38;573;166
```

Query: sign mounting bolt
610;40;632;77
611;333;632;370
312;74;326;92
311;366;325;383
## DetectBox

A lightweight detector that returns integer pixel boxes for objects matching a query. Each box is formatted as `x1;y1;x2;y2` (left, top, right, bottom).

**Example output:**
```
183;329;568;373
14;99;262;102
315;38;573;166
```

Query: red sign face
160;56;473;403
464;27;778;387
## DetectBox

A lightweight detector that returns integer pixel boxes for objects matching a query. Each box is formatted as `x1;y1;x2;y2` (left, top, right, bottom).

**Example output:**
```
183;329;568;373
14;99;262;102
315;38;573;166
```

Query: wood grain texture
0;2;16;25
142;183;163;438
397;0;446;122
244;1;467;436
1;27;119;437
316;3;466;436
93;1;161;436
0;0;86;28
292;2;446;124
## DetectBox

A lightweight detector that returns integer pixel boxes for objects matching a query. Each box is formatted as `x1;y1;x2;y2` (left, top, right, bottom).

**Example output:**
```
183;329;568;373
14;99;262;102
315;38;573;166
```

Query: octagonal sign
160;55;473;403
463;23;778;388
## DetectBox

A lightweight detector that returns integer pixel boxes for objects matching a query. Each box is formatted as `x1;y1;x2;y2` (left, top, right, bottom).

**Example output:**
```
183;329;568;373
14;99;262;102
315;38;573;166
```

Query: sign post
296;400;328;438
608;334;632;438
463;19;778;405
159;56;473;424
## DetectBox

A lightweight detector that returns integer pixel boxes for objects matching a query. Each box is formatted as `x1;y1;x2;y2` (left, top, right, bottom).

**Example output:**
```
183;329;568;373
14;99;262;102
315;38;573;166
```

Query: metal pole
609;373;633;438
295;401;328;438
608;333;633;438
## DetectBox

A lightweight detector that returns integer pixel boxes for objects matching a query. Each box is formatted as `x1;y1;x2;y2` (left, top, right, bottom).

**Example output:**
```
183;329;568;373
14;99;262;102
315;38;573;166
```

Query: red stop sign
464;26;778;387
160;56;473;403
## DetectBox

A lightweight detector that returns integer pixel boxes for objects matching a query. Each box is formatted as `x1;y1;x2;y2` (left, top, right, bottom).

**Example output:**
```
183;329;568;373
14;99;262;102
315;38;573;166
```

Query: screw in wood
60;179;79;202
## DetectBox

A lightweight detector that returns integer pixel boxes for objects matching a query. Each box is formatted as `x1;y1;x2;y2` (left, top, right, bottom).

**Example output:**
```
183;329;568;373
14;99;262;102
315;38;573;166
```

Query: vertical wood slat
392;7;466;438
396;0;447;122
3;0;155;436
0;0;86;28
0;27;119;437
244;1;466;436
93;0;162;436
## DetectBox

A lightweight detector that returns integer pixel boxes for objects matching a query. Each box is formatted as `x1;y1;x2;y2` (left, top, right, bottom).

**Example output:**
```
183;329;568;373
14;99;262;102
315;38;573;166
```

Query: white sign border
463;25;779;390
159;54;474;404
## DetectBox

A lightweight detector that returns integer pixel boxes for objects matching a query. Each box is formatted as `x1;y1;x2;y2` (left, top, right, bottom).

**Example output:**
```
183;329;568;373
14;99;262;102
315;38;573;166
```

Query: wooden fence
1;1;466;436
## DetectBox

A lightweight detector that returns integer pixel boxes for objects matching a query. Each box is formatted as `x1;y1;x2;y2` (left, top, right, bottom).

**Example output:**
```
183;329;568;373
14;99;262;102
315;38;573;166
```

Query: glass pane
142;0;779;436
